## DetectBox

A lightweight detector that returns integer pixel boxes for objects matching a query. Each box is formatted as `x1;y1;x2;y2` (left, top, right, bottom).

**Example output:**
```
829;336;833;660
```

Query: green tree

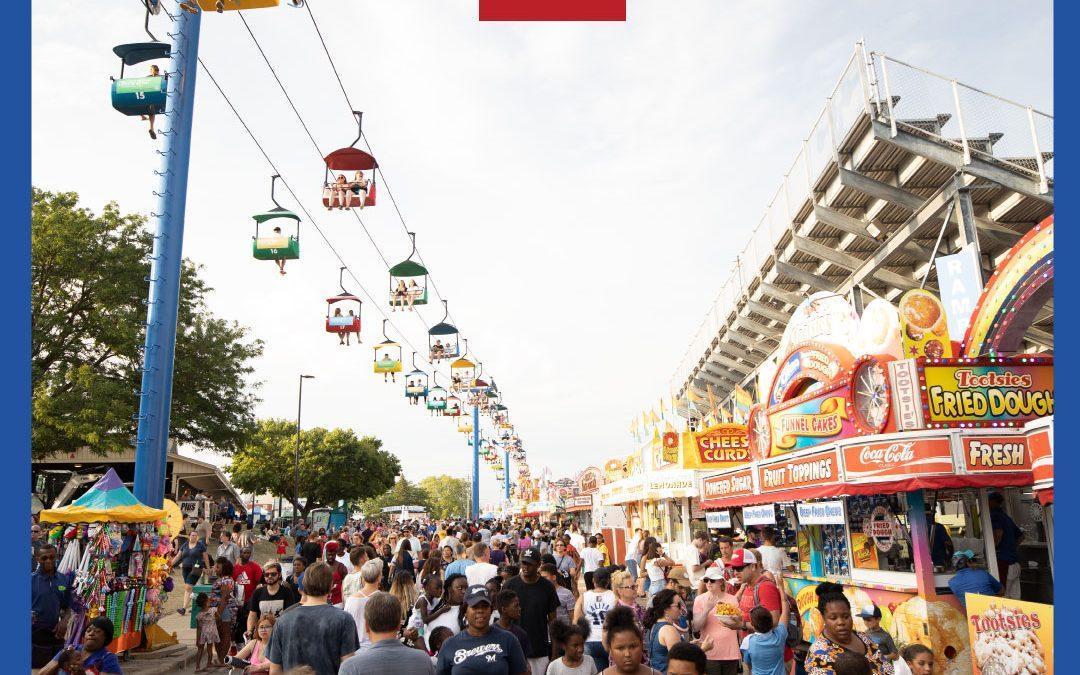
32;189;263;458
418;475;470;519
359;477;431;517
228;418;400;519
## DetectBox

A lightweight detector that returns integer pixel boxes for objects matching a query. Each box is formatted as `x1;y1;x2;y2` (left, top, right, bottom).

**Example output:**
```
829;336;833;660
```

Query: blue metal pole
133;7;201;508
471;404;480;520
504;448;510;500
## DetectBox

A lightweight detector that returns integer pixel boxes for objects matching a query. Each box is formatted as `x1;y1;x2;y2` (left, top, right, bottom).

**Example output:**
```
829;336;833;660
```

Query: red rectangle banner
480;0;626;21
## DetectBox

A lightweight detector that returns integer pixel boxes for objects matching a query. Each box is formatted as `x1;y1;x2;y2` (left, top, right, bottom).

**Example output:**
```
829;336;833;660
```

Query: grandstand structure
671;42;1053;420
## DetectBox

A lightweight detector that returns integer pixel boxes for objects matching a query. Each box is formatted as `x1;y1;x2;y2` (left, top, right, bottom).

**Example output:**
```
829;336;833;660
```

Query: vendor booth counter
698;419;1052;674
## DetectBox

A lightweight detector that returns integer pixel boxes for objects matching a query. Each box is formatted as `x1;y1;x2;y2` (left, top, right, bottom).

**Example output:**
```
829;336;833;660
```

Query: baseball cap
463;584;493;607
952;549;975;560
703;565;726;581
520;549;541;565
857;604;882;620
725;549;757;568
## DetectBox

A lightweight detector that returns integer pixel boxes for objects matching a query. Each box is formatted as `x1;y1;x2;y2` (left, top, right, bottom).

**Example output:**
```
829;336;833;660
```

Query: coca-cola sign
842;435;953;481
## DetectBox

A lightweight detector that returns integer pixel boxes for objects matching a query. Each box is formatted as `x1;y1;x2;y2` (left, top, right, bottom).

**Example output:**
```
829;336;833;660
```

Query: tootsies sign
890;357;1053;430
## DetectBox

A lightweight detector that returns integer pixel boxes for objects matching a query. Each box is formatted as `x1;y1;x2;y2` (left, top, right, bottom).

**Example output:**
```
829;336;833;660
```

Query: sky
31;1;1051;505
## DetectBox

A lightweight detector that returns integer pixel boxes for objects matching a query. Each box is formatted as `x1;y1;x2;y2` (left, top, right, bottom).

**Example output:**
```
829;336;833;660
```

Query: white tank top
582;590;616;643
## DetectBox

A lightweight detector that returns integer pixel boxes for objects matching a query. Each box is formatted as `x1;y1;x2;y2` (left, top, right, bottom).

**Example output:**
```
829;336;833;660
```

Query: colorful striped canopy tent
39;468;167;524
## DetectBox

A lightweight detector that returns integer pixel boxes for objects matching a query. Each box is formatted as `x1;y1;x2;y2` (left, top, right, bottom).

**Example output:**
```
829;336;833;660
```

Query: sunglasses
265;572;280;577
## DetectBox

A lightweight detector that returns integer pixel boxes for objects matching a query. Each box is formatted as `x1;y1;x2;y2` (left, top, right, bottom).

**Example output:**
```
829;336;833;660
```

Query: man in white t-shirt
568;526;586;553
756;526;789;577
478;525;492;544
464;542;499;586
579;536;605;590
625;528;643;581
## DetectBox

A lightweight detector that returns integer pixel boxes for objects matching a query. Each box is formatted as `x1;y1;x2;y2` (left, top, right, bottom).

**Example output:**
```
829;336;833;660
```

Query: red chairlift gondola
323;111;378;211
325;266;362;345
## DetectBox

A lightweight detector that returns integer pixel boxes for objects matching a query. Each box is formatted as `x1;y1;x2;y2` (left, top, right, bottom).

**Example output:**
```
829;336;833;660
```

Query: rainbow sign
962;216;1053;357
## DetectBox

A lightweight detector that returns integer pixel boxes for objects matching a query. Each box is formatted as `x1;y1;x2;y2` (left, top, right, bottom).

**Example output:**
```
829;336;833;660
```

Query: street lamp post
294;374;315;530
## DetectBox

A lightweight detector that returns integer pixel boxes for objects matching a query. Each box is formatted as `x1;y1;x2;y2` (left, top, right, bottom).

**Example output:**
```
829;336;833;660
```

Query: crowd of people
31;514;952;675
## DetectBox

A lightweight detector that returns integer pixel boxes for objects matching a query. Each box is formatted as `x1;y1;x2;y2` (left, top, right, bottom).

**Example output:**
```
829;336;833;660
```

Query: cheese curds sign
683;423;751;469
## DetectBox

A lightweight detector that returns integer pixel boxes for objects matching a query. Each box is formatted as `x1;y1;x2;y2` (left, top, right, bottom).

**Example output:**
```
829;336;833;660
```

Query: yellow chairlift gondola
373;320;402;382
190;0;289;13
450;340;476;391
404;352;428;405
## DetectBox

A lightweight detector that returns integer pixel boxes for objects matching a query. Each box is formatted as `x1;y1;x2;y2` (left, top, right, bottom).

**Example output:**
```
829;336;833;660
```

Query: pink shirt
693;591;742;661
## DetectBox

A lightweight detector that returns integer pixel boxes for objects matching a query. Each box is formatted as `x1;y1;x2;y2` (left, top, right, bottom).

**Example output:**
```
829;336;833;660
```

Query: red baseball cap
725;549;758;568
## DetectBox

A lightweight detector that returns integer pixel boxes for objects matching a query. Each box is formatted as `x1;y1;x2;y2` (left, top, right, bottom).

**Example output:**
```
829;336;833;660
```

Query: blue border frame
1053;0;1073;661
3;0;30;669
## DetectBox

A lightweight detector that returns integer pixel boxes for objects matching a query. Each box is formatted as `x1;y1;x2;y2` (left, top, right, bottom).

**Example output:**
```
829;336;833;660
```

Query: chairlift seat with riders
251;175;299;261
325;268;361;336
389;233;428;309
323;112;377;210
404;353;429;403
373;320;403;376
110;42;169;116
428;300;460;362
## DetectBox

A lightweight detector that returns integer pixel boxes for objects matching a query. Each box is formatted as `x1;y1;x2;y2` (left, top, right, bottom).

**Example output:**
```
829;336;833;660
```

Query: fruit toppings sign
962;437;1032;473
701;469;755;501
920;359;1053;428
758;449;840;493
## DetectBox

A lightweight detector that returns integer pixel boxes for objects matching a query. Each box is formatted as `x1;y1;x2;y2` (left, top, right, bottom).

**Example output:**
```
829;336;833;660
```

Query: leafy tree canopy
228;418;400;519
418;475;470;520
32;188;263;458
358;476;432;518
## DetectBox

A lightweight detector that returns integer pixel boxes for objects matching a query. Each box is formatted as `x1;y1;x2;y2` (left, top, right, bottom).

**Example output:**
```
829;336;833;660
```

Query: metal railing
669;43;1052;402
873;53;1053;192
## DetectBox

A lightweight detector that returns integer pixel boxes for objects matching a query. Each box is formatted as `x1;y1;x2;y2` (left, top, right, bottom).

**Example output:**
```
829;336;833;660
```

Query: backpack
751;580;801;649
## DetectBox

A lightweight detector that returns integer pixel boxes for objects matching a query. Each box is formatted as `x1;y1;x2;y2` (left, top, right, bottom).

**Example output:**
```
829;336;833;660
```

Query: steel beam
870;120;1053;202
792;235;866;271
745;300;791;325
774;260;838;292
838;168;924;211
756;282;805;308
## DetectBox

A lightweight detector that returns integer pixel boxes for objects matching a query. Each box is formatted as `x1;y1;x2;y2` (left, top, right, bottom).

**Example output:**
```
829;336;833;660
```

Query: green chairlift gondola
252;175;300;270
374;320;403;381
111;40;169;117
389;232;428;310
428;300;460;362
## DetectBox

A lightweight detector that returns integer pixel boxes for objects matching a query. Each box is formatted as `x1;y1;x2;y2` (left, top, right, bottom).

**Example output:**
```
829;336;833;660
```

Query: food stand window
926;489;987;571
847;494;914;573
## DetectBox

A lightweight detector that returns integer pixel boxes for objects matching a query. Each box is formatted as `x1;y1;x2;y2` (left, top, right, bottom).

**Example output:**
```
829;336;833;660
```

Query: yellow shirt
597;543;610;566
